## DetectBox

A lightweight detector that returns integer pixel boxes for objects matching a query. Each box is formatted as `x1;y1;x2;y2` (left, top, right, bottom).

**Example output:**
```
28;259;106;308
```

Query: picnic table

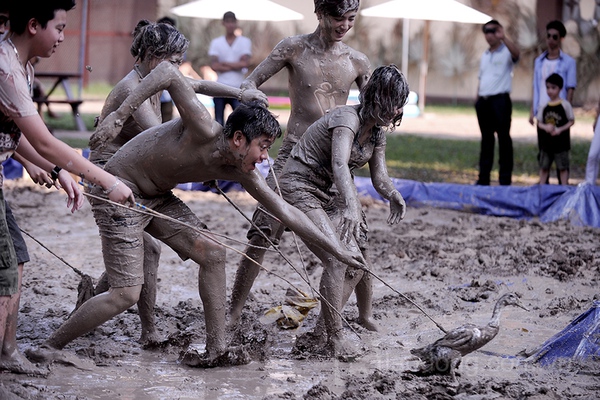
33;72;86;131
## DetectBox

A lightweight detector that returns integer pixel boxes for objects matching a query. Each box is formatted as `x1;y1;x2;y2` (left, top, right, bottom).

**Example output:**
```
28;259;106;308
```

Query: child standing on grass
536;73;575;185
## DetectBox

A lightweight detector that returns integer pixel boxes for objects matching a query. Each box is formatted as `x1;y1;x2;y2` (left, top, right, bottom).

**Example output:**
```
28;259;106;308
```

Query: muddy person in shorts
27;61;366;368
229;0;373;329
89;19;267;347
279;65;408;357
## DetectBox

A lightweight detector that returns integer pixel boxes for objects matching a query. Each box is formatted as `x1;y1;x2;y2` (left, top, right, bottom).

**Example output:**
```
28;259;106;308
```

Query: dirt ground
0;178;598;399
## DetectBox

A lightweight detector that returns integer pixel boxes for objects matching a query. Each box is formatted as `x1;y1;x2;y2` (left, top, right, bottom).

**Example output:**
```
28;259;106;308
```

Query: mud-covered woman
278;65;409;357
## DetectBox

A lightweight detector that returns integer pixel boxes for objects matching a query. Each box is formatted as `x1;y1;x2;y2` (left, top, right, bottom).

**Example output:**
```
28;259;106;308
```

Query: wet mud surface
1;180;599;399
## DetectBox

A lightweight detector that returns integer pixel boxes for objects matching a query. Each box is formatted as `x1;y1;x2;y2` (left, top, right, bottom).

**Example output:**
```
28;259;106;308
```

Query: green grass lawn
267;131;591;186
48;107;592;186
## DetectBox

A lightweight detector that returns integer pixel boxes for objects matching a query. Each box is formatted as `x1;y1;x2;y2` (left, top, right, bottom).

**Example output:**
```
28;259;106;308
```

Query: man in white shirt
208;11;252;126
475;19;520;186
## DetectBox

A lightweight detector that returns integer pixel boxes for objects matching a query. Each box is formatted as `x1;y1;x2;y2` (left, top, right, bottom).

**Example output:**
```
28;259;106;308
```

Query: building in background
35;0;600;108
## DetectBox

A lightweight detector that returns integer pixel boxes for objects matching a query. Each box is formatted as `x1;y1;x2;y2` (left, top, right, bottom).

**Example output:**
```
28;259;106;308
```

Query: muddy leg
27;285;142;370
313;266;364;337
0;264;46;375
319;259;348;352
355;270;377;331
138;233;162;345
229;234;269;328
196;239;228;359
93;234;162;345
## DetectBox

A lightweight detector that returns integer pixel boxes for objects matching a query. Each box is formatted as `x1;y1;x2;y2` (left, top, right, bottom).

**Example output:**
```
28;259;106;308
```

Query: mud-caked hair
130;19;189;62
314;0;359;18
359;64;409;134
224;102;282;142
8;0;75;35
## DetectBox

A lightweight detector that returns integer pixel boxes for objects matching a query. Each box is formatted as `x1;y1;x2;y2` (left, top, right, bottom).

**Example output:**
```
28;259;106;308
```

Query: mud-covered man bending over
229;0;372;328
27;61;366;367
89;19;267;347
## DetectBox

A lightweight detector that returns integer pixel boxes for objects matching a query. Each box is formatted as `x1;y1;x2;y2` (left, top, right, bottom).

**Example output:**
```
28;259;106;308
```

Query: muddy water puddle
15;345;410;399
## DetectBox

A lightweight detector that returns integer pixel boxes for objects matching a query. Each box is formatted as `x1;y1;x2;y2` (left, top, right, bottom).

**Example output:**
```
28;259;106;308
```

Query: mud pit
1;179;599;399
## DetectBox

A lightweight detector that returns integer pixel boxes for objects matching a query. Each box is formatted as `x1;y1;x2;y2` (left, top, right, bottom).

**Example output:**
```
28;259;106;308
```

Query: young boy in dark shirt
536;73;575;185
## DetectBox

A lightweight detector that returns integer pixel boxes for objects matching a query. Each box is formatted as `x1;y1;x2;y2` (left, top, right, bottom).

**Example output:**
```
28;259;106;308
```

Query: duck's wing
433;323;478;351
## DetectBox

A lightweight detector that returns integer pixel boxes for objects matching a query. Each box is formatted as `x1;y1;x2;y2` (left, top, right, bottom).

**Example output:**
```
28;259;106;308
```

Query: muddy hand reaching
240;88;268;106
387;191;406;225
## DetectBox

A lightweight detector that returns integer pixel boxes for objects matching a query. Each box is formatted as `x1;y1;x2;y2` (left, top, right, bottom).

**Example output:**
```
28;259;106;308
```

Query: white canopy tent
361;0;491;110
170;0;304;21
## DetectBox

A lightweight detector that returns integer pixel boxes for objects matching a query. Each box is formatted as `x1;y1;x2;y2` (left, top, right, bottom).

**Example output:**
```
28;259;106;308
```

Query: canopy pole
77;0;88;98
418;20;430;112
402;18;409;77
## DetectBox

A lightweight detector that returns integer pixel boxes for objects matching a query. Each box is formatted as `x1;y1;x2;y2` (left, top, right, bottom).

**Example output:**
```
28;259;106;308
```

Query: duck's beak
516;299;529;312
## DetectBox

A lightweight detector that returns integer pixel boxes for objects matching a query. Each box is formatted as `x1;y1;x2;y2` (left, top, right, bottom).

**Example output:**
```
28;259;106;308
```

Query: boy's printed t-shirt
0;40;37;187
536;99;574;154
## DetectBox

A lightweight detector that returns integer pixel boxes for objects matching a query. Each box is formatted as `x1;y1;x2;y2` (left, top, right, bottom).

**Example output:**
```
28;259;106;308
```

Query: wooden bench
33;98;86;132
34;72;87;132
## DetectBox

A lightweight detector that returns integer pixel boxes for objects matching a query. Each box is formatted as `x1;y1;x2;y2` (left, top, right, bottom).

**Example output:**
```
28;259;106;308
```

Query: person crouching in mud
279;65;409;358
26;61;366;368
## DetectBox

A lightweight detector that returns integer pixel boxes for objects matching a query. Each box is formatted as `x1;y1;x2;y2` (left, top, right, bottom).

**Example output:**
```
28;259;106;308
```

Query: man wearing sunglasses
529;20;577;183
475;20;520;186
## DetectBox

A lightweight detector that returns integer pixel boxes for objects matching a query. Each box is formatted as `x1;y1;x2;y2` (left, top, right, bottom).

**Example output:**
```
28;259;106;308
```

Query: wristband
237;89;245;102
103;179;121;195
50;166;62;181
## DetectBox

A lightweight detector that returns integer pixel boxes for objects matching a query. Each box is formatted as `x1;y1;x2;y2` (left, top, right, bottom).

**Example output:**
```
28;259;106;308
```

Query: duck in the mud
410;292;529;381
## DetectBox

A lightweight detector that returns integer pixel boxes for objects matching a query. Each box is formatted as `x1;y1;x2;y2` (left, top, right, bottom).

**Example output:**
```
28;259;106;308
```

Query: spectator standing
529;20;577;184
208;11;251;126
475;20;520;186
536;73;575;185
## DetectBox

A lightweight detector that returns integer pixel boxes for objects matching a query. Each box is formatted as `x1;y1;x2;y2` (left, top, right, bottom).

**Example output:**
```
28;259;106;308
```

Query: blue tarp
2;158;23;180
526;301;600;366
354;177;600;228
4;158;600;228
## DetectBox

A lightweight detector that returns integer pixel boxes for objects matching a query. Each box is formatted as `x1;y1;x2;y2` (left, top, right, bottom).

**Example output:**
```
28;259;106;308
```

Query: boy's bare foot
180;346;251;368
139;331;168;349
329;335;362;362
25;346;95;371
357;317;379;332
0;351;48;376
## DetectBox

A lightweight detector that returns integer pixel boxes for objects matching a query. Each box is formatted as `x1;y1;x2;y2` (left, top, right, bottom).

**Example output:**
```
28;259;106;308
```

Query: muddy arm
240;38;293;91
369;143;406;224
187;78;267;105
331;126;363;243
241;171;366;270
353;52;372;91
92;62;211;149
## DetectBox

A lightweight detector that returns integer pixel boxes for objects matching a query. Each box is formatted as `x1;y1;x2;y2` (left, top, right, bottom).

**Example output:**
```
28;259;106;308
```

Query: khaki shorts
280;171;368;251
5;200;29;264
0;191;19;296
90;182;208;288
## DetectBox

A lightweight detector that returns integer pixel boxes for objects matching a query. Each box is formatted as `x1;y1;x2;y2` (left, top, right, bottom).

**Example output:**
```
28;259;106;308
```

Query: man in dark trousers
475;19;520;186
